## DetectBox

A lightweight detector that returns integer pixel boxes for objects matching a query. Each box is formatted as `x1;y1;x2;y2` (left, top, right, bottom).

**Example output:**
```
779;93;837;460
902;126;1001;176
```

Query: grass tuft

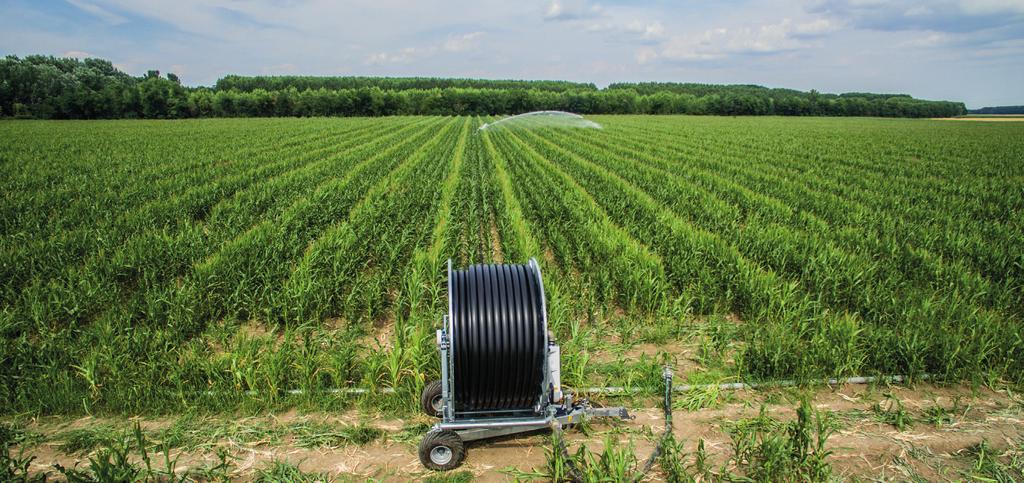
290;422;383;448
872;393;913;430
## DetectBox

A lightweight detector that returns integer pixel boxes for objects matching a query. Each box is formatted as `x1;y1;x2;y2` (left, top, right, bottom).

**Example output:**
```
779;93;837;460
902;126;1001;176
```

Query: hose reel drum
418;259;631;471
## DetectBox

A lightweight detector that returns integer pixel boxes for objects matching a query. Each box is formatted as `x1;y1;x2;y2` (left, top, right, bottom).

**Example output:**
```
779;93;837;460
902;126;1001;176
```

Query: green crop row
0;115;1021;415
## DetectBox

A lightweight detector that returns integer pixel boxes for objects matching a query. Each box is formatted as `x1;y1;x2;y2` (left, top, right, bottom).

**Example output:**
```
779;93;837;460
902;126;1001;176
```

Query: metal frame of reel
418;259;631;471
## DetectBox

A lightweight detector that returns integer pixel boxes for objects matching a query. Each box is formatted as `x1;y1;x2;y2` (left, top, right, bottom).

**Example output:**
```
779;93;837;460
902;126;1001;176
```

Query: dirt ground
9;383;1022;481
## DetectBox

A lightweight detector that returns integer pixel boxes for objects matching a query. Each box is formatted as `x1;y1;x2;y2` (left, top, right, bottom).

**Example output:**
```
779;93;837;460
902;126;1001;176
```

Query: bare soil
12;383;1022;481
489;217;503;264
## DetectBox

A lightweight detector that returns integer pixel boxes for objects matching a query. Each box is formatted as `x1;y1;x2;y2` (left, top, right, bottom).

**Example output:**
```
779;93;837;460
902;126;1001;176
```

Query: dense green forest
968;105;1024;115
0;55;967;119
215;75;596;92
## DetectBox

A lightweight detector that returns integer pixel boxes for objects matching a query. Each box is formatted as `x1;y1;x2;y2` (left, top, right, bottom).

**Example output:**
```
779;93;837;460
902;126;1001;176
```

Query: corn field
1;116;1022;414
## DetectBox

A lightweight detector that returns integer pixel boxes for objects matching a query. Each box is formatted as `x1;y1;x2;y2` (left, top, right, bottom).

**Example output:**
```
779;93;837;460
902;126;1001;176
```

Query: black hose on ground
552;366;674;483
632;366;674;481
551;420;586;483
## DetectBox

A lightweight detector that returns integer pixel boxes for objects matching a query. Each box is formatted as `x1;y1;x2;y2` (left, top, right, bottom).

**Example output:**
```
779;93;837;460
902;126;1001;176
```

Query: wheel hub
430;445;453;465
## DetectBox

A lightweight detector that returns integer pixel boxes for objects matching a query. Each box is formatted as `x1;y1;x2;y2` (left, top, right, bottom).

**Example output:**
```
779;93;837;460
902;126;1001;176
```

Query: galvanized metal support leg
438;318;454;422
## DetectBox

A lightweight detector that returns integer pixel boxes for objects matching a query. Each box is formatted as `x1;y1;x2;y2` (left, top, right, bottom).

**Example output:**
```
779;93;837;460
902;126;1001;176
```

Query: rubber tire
421;380;444;418
418;430;466;471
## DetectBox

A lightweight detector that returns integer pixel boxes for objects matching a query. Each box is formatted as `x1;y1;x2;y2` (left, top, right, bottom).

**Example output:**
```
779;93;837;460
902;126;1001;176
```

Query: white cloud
900;32;949;47
635;47;659;64
2;0;1021;107
545;1;567;20
444;32;485;52
624;20;666;41
261;63;298;75
653;18;832;62
904;5;935;17
959;0;1024;16
792;18;839;36
367;30;486;65
62;50;97;58
584;19;665;44
812;0;1024;33
544;0;603;21
65;0;127;25
367;47;427;65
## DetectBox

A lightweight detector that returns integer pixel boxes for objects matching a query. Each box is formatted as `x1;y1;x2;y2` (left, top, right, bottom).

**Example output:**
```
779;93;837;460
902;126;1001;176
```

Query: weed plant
724;399;836;482
872;393;913;430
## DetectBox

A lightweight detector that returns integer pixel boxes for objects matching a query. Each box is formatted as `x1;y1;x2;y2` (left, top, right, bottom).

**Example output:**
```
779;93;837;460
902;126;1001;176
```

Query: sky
1;0;1022;108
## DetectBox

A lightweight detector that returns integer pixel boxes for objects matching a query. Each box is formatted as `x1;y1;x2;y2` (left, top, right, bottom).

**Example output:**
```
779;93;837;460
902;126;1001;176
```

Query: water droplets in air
478;111;602;131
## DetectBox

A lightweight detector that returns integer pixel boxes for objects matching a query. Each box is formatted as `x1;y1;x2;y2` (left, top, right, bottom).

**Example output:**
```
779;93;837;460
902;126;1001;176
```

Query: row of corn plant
508;126;879;381
541;122;1018;378
178;118;450;329
1;118;443;412
538;117;1021;383
2;120;411;411
608;116;1022;298
489;128;667;315
564;118;1022;382
596;119;1020;314
0;119;359;297
0;119;310;238
5;117;403;331
2;115;1021;414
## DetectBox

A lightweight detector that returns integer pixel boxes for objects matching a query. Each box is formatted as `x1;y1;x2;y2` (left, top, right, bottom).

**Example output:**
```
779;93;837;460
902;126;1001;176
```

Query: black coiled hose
450;261;548;412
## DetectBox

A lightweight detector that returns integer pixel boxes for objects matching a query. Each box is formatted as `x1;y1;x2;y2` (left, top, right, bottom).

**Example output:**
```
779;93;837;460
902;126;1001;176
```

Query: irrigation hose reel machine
417;259;633;471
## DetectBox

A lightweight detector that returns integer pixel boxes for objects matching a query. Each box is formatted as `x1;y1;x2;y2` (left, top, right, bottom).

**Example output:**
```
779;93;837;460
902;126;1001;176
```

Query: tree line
215;75;596;92
1;55;967;119
968;105;1024;115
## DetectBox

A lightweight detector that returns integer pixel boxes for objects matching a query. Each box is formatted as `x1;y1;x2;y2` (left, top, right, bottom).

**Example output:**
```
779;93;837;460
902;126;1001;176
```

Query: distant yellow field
934;116;1024;121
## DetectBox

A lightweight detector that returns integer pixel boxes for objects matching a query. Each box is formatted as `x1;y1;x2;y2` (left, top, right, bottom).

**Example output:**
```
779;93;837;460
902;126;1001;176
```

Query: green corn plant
580;436;637;482
962;440;1024;482
725;400;836;482
657;433;693;482
544;431;576;482
872;393;913;431
3;115;1024;417
1;422;43;483
922;396;963;427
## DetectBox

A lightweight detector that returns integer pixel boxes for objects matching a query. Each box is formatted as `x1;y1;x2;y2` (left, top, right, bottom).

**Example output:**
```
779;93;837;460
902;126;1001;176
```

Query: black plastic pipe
450;262;547;412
